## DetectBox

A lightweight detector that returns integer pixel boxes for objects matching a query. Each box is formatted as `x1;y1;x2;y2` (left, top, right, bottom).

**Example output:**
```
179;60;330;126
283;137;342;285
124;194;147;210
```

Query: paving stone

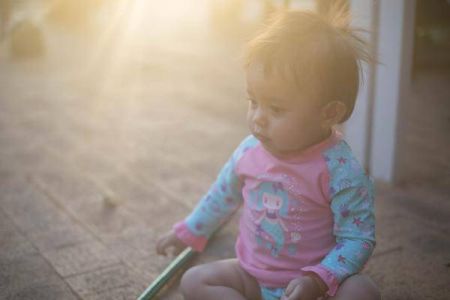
103;229;186;284
27;223;95;252
68;149;121;181
0;172;27;198
105;230;159;260
65;264;147;300
1;179;74;235
147;172;212;207
132;156;214;207
42;131;79;159
0;131;61;174
33;167;146;240
2;280;78;300
32;167;101;211
103;172;189;230
366;244;450;300
390;188;450;232
82;285;149;300
374;192;450;259
123;253;173;280
0;175;97;253
42;241;120;277
82;205;147;240
0;253;72;299
0;210;38;261
124;254;187;300
104;172;170;211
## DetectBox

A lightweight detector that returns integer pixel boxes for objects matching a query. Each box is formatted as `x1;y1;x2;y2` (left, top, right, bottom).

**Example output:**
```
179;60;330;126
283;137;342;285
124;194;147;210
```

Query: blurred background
1;0;448;185
0;1;449;299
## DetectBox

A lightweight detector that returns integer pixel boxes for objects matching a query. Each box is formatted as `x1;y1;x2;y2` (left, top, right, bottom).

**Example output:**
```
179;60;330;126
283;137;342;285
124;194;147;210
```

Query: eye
269;105;285;115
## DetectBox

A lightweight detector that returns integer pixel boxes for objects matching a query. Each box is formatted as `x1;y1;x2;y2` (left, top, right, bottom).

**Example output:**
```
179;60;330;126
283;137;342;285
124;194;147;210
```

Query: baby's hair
244;5;373;123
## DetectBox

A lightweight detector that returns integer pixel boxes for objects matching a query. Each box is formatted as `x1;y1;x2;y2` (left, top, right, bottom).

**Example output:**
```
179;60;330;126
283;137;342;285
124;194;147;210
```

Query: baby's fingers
282;285;301;300
155;236;170;256
283;278;302;298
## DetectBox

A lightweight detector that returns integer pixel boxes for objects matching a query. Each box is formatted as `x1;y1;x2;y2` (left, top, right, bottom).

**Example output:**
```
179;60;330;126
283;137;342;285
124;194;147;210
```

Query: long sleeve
302;142;376;296
174;136;258;252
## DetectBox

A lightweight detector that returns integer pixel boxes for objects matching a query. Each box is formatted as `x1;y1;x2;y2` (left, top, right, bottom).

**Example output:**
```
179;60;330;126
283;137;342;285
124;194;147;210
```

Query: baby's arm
302;175;376;296
171;136;257;252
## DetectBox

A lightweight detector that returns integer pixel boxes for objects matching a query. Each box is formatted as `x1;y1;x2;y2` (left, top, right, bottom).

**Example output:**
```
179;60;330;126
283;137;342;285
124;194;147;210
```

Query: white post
370;0;416;183
345;0;377;170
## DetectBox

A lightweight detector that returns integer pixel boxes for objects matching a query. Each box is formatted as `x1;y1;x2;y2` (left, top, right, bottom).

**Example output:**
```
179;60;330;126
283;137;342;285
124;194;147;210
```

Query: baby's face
246;64;329;158
262;193;283;210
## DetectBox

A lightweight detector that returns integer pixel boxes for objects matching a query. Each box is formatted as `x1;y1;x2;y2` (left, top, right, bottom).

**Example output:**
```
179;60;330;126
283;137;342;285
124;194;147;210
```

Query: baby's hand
281;274;326;300
155;229;187;256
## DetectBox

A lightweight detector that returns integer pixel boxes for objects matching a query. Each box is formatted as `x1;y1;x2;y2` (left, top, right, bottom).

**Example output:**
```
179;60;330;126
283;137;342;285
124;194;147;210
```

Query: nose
253;107;268;128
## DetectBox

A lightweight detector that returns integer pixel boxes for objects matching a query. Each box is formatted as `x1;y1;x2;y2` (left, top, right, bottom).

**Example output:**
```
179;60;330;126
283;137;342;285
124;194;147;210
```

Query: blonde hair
244;7;372;123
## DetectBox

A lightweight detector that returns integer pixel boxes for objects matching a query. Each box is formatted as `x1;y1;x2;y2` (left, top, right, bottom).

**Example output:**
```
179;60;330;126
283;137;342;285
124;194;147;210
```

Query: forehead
247;63;265;81
246;63;300;102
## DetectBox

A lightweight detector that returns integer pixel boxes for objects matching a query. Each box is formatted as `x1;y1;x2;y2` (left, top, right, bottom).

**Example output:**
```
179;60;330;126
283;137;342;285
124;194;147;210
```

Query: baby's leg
180;258;262;300
328;274;380;300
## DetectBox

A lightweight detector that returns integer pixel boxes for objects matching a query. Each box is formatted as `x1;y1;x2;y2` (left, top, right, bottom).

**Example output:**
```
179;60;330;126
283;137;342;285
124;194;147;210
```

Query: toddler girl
156;8;380;300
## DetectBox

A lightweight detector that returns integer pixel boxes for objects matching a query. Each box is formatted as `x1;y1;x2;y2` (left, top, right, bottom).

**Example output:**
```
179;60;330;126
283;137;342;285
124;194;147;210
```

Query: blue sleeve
181;136;258;241
311;141;376;293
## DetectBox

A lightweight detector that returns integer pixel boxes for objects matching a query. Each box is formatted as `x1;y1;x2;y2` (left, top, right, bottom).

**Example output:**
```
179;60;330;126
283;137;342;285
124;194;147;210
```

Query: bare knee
180;265;206;299
333;274;381;300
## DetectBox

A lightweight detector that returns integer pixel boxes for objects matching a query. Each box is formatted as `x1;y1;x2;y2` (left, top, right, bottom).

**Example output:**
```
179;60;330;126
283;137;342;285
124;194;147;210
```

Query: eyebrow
246;90;291;106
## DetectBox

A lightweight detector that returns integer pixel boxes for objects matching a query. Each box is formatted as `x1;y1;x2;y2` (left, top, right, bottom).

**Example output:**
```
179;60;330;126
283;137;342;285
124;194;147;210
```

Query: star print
195;223;203;230
353;217;362;226
340;205;350;218
338;255;346;264
358;187;368;197
336;242;344;250
338;157;347;164
330;187;336;195
362;242;371;249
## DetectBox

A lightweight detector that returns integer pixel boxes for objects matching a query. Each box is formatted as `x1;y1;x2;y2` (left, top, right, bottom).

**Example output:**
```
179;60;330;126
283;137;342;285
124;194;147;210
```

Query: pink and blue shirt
174;130;376;296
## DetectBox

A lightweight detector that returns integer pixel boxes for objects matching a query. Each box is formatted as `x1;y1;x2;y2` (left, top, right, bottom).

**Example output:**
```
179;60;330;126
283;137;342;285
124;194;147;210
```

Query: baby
156;8;380;300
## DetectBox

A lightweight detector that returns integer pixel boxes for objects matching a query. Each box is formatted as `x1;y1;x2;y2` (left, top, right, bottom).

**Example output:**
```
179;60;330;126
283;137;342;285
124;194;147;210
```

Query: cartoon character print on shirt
251;182;294;257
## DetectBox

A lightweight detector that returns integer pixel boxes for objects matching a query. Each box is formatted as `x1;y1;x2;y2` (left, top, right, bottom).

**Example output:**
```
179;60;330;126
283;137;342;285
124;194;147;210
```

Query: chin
262;143;284;156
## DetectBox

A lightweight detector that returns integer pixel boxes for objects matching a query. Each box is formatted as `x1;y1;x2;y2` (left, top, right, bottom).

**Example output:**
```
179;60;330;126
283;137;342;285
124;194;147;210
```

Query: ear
320;101;347;128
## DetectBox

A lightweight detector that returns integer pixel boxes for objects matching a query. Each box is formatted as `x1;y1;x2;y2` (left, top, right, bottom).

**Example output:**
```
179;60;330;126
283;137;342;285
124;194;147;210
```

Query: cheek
271;119;297;139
